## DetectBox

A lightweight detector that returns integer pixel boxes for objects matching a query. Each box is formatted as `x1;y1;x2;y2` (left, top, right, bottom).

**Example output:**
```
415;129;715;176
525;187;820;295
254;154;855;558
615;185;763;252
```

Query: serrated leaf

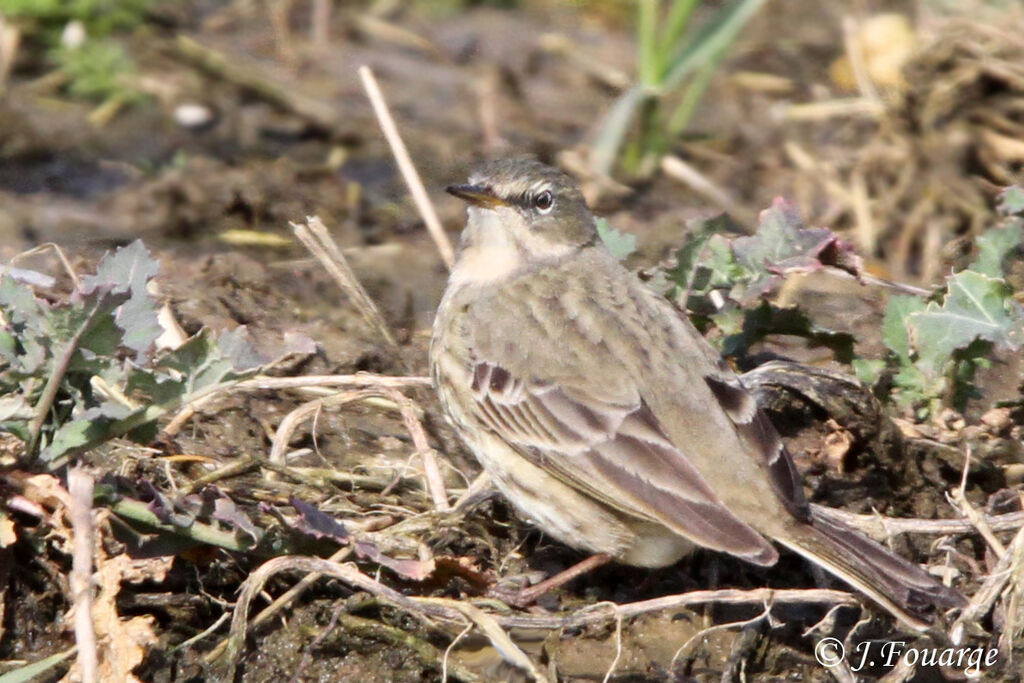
667;215;739;299
731;198;863;301
83;240;162;360
908;270;1024;375
971;222;1023;277
998;185;1024;216
218;326;268;372
41;403;136;463
881;295;926;361
0;274;45;329
596;218;637;260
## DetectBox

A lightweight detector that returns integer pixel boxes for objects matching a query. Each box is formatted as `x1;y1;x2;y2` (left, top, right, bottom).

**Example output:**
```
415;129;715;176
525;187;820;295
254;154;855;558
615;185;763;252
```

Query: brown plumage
431;157;965;630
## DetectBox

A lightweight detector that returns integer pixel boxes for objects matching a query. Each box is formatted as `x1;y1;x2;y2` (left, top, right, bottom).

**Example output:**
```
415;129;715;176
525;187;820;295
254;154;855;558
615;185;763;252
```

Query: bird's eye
534;190;554;214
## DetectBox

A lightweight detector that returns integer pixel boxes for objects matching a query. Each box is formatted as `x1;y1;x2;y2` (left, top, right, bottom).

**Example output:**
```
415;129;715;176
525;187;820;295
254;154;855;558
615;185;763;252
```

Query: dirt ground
2;1;1024;681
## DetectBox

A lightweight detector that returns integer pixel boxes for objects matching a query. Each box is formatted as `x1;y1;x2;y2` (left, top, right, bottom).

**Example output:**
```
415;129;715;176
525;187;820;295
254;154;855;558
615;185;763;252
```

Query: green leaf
719;301;855;362
998;185;1024;216
41;403;135;463
851;358;885;385
590;86;648;177
667;215;733;289
85;239;162;359
881;295;926;361
890;363;944;408
662;0;769;92
971;221;1023;277
908;270;1024;375
0;647;77;683
596;218;638;260
730;198;863;302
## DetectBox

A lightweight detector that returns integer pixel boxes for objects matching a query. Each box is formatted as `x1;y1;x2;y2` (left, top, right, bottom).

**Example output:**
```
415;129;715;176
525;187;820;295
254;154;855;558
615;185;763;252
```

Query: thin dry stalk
358;65;456;268
841;15;882;104
537;33;630;90
68;466;98;683
949;448;1007;558
998;522;1024;657
811;505;1024;540
161;373;432;446
310;0;331;48
952;523;1024;642
474;66;506;153
208;555;861;679
0;17;19;92
660;155;755;226
292;216;398;350
174;36;339;131
492;587;859;630
380;387;450;511
783;98;884;121
669;604;772;674
11;241;82;290
239;374;432;390
850;168;876;254
263;384;448;509
201;546;352;664
453;472;491;510
267;389;379;470
210;556;471;679
417;597;550;682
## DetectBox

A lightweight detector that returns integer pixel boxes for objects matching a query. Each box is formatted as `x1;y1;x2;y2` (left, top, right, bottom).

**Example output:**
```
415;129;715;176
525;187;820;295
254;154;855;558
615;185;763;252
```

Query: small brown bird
430;157;964;630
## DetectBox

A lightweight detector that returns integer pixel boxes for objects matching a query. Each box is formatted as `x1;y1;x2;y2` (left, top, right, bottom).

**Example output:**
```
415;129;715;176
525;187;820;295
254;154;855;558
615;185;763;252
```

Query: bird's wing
701;370;810;521
468;361;778;565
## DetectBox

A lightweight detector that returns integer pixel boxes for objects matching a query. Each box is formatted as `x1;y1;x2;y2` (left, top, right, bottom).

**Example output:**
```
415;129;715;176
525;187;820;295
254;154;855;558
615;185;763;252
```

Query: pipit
430;157;964;630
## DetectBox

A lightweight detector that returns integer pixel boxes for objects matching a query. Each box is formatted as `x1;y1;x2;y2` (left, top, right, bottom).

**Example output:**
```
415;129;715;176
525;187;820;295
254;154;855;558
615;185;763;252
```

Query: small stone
174;103;216;130
1003;463;1024;486
980;407;1013;435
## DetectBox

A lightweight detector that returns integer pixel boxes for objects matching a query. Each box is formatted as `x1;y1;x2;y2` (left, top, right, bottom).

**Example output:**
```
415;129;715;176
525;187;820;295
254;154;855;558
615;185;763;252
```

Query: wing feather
470;361;778;565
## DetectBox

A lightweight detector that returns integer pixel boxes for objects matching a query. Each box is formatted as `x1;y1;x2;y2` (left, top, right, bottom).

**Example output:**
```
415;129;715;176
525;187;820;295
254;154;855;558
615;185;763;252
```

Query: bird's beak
446;184;507;209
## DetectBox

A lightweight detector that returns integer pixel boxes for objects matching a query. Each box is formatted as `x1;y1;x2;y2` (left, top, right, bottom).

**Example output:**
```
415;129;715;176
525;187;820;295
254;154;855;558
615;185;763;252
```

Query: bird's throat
449;209;525;287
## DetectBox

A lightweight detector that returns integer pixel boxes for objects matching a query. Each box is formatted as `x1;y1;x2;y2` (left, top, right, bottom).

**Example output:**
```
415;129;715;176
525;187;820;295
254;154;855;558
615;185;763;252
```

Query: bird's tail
776;509;966;631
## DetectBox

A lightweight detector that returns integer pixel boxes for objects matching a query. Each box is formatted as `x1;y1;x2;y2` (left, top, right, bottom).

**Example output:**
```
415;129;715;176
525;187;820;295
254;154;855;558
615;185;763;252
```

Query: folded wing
470;361;778;565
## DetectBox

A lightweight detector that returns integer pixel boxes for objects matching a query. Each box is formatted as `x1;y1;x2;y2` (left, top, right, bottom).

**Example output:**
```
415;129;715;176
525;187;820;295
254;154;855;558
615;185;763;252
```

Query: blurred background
2;1;1022;323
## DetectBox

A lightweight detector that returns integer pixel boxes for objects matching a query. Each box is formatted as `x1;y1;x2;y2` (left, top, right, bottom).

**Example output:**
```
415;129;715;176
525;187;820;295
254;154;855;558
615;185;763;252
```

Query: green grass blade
659;0;699;60
662;0;768;92
666;42;726;136
637;0;660;87
590;85;647;176
0;648;76;683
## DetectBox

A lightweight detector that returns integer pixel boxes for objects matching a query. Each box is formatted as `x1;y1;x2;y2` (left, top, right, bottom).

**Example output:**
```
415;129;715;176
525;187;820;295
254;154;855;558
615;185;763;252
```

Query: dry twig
292;216;398;350
358;65;456;268
68;466;98;683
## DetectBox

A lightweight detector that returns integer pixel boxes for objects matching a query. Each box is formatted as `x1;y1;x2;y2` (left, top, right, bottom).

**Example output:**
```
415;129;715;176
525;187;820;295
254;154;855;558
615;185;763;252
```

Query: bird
429;157;965;630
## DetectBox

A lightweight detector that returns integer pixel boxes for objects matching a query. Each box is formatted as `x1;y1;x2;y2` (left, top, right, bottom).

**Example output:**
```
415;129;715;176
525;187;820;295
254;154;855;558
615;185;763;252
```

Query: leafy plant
590;0;768;179
54;39;144;104
1;0;150;105
0;241;270;467
0;0;151;40
663;197;861;360
597;217;639;259
874;187;1024;412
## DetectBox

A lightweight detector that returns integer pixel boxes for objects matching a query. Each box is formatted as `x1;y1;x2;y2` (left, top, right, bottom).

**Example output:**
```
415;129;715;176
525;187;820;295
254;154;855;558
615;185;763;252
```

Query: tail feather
776;510;966;631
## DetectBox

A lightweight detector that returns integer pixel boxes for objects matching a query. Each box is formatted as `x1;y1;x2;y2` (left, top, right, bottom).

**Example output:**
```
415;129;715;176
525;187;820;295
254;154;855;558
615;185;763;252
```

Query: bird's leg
489;553;613;608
